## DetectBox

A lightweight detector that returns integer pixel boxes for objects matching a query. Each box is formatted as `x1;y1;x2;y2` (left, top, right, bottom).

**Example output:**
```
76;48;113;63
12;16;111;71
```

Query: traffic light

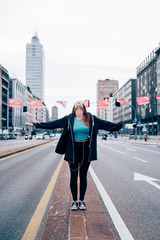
115;99;120;107
23;106;27;112
104;97;109;101
84;100;90;107
133;122;137;128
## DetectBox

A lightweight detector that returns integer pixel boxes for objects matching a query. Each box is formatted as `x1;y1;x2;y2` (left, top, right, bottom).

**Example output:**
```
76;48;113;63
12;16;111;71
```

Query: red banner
117;98;130;104
124;98;130;104
9;99;21;107
84;100;90;108
29;100;42;108
117;99;124;105
156;95;160;99
56;101;67;107
97;100;109;109
137;96;150;105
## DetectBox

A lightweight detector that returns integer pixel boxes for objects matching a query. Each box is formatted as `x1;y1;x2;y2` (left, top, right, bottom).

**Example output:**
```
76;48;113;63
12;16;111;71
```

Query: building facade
97;79;119;119
25;87;34;133
9;78;26;134
52;106;58;121
26;33;45;101
137;45;160;135
0;65;9;133
113;79;137;124
32;101;47;123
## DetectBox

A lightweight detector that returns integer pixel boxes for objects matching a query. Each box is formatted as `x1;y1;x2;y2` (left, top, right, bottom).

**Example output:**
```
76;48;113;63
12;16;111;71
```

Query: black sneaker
71;201;78;211
79;200;86;210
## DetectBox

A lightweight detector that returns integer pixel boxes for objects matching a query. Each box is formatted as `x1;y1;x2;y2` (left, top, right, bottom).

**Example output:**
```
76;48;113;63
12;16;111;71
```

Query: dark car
7;134;16;140
25;134;29;140
102;134;108;140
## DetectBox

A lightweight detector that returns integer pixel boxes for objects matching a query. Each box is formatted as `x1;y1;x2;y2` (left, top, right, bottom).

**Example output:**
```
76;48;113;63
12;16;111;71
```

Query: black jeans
68;139;90;202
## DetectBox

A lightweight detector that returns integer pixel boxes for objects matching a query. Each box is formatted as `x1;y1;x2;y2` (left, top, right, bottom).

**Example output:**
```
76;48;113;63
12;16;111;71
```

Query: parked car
36;133;44;140
102;134;108;140
49;133;55;139
7;134;16;140
0;134;7;140
44;134;50;139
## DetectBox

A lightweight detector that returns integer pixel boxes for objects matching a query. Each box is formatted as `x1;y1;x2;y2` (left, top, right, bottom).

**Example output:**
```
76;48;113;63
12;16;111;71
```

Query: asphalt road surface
91;139;160;240
0;141;61;240
0;138;160;240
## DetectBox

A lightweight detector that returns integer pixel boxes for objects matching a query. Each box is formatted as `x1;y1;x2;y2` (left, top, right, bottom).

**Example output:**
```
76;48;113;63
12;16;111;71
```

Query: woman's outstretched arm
33;115;68;130
94;115;123;132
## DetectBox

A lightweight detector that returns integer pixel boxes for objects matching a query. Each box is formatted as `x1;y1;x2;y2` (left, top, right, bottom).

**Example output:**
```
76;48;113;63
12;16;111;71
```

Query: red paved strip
41;162;116;240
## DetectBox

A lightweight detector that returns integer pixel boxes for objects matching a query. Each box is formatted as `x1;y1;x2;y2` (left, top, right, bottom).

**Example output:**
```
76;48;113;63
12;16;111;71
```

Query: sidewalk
40;161;117;240
107;136;160;147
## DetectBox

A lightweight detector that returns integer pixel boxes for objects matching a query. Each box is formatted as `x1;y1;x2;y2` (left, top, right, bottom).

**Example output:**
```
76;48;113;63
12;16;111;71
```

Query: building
0;65;9;133
106;97;114;122
137;44;160;135
9;77;26;134
26;33;45;101
113;79;137;124
156;45;160;135
25;87;34;133
32;99;47;123
97;79;119;119
52;106;58;121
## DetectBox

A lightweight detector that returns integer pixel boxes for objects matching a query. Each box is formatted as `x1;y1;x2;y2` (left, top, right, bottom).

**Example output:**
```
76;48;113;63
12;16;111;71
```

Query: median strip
0;139;54;160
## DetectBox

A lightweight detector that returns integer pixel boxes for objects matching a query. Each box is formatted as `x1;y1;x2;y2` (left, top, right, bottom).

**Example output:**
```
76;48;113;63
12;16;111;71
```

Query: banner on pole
29;100;42;108
56;101;67;107
97;100;109;109
156;95;160;99
136;96;150;105
9;99;21;107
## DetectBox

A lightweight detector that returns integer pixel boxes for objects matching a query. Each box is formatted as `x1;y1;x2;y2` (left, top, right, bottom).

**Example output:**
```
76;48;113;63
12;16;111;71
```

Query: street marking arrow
134;173;160;190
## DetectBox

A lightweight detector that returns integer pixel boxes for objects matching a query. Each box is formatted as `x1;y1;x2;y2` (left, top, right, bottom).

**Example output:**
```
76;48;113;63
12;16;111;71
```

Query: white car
36;133;44;140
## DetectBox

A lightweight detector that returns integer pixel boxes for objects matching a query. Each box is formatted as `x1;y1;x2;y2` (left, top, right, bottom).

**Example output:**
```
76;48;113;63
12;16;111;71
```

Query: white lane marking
126;148;136;151
133;157;148;163
90;166;134;240
100;144;126;155
134;173;160;190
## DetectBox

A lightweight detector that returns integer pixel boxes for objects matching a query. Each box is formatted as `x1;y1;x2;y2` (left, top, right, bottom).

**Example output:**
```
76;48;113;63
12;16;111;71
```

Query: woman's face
75;105;83;118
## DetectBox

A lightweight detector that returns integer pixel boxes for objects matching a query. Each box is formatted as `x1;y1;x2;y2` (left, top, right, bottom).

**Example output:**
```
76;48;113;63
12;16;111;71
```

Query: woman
33;102;123;211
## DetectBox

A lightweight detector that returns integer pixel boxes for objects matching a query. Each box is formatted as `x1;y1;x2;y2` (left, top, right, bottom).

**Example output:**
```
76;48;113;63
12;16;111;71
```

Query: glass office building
26;33;45;101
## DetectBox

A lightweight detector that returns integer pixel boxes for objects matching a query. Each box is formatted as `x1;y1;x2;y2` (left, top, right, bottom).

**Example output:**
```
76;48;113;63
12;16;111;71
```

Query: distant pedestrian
33;102;123;210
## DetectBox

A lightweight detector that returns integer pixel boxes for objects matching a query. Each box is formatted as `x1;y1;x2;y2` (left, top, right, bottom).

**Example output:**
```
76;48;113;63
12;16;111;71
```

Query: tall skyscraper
26;33;45;101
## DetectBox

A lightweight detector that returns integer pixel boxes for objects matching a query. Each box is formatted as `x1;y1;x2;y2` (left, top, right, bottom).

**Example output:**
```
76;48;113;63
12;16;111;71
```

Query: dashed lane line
126;148;136;151
90;166;134;240
133;156;148;163
21;157;64;240
100;144;126;155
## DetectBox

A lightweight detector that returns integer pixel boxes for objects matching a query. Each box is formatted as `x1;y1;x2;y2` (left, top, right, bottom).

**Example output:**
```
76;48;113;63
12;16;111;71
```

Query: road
0;140;61;240
91;138;160;240
0;138;160;240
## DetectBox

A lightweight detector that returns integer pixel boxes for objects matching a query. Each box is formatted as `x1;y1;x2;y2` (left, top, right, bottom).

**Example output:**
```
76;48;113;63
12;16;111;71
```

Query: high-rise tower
26;33;45;101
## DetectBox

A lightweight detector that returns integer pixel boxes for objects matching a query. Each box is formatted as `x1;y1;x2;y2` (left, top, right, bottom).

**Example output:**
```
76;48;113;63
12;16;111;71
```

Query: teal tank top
73;119;89;141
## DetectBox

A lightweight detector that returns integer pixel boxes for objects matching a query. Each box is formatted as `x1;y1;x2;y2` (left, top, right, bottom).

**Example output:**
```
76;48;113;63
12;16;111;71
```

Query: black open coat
34;113;123;163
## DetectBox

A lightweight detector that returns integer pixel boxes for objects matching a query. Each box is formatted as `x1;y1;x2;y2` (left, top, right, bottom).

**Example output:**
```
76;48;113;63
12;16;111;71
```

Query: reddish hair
72;104;90;127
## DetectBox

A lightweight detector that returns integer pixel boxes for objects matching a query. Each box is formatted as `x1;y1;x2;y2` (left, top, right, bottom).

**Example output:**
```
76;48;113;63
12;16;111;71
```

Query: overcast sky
0;0;160;118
